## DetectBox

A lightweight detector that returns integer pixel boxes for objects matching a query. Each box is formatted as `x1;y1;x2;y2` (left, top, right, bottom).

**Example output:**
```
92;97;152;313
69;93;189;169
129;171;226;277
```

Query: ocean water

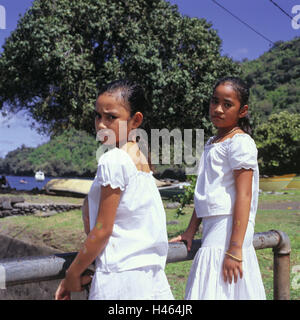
2;175;93;191
3;175;52;191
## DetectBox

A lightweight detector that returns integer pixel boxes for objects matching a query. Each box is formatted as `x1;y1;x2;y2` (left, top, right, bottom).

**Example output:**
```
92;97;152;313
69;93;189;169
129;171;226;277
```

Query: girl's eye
107;114;117;120
94;110;101;119
210;97;218;104
224;103;232;108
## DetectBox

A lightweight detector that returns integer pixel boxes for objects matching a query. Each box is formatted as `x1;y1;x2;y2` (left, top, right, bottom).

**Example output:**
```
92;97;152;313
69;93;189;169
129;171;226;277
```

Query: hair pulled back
98;79;149;119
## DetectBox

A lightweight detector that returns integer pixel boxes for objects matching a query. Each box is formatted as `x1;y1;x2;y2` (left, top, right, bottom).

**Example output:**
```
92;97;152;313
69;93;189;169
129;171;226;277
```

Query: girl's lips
212;115;224;120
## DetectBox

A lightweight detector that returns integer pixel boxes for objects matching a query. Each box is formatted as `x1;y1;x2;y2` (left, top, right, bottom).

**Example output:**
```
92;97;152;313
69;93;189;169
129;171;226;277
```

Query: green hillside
0;128;99;177
242;36;300;120
241;37;300;175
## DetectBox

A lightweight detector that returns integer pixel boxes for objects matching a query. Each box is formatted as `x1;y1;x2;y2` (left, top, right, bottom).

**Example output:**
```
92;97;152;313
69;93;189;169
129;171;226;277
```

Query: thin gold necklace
212;126;240;144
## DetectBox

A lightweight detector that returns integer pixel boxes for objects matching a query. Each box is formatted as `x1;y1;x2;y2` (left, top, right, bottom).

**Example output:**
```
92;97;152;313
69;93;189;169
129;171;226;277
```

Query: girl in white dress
170;77;266;300
55;80;174;300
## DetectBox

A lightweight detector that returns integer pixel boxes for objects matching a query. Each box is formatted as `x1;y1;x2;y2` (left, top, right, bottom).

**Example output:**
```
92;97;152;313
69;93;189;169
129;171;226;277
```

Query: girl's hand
169;231;194;251
55;279;71;300
169;209;201;252
55;272;92;300
222;250;243;284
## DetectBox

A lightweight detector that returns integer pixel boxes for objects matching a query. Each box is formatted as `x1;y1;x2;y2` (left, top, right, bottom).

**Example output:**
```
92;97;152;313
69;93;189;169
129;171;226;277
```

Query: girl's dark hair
213;76;252;135
98;79;149;118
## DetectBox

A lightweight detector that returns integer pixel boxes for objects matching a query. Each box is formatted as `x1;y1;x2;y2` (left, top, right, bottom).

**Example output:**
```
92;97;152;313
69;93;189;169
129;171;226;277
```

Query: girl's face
209;83;248;130
95;92;142;146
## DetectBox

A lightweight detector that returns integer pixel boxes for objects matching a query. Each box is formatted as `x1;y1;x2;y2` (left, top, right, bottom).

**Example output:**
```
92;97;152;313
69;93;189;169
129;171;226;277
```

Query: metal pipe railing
0;230;291;300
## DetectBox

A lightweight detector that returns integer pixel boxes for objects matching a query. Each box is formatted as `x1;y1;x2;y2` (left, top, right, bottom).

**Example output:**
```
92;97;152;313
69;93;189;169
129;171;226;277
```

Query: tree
0;0;240;137
254;111;300;175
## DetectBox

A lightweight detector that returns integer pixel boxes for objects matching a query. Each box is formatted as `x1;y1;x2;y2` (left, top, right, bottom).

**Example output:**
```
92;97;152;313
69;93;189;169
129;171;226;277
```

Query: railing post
272;230;291;300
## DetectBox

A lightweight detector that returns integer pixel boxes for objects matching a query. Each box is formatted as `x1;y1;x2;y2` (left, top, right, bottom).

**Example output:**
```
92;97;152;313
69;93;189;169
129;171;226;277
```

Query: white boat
35;171;45;181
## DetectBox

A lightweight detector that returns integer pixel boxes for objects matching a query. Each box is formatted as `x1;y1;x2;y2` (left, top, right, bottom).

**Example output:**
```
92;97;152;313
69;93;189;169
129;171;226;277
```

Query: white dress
185;134;266;300
87;147;174;300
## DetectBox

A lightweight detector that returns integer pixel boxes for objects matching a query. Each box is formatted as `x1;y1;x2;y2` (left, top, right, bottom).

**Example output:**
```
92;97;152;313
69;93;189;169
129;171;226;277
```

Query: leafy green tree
0;0;239;136
254;111;300;175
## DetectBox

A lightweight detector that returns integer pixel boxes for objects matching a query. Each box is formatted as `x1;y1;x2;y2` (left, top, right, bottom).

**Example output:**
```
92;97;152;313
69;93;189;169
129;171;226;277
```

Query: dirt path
0;221;86;253
258;201;300;211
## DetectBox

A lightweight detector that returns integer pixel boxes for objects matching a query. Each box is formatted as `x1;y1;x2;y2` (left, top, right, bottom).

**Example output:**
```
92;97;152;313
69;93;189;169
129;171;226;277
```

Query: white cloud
0;111;49;158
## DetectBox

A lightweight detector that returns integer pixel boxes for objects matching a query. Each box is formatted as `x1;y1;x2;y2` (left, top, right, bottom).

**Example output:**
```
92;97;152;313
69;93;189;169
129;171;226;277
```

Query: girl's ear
131;112;143;128
239;105;248;119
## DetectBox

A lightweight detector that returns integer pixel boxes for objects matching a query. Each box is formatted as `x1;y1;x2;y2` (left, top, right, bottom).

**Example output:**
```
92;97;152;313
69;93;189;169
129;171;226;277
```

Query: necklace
211;126;240;144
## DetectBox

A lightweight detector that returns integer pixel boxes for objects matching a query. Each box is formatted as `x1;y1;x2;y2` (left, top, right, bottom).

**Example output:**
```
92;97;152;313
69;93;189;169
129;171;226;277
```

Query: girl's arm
55;185;121;299
169;209;202;251
223;168;253;283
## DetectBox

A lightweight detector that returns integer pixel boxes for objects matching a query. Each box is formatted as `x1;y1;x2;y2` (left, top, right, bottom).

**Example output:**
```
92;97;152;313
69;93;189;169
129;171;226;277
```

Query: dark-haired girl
55;80;173;300
170;77;266;299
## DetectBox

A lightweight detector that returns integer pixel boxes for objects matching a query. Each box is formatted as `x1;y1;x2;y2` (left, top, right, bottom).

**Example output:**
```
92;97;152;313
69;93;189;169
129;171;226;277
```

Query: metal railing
0;229;291;300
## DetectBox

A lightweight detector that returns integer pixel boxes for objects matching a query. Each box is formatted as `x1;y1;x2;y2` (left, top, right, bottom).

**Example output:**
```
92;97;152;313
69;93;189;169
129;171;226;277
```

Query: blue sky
0;0;299;158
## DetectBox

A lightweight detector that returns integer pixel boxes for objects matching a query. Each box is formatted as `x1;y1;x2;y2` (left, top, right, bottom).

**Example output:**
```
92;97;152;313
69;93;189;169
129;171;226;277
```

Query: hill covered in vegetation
242;36;300;175
242;36;300;121
0;128;98;177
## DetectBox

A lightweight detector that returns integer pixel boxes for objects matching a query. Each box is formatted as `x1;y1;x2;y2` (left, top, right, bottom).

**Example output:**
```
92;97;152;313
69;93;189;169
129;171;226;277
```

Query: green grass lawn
0;189;299;300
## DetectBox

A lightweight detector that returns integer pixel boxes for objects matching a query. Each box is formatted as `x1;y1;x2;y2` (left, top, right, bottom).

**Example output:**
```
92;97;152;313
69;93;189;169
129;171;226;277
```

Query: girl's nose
214;104;224;114
95;118;106;130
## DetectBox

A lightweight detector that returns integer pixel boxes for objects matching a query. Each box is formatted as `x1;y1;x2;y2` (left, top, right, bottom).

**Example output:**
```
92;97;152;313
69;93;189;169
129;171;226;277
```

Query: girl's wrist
225;251;243;262
227;240;242;252
226;246;242;259
66;264;82;278
186;220;201;237
228;240;243;250
227;246;242;253
185;227;197;238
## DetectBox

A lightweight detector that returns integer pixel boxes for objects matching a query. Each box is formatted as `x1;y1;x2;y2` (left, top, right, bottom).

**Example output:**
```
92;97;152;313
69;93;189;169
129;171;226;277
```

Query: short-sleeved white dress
87;147;174;300
185;134;266;300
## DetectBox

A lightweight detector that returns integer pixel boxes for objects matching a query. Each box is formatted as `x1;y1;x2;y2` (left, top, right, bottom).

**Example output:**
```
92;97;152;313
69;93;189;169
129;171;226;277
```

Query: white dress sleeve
95;148;135;191
228;134;258;171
